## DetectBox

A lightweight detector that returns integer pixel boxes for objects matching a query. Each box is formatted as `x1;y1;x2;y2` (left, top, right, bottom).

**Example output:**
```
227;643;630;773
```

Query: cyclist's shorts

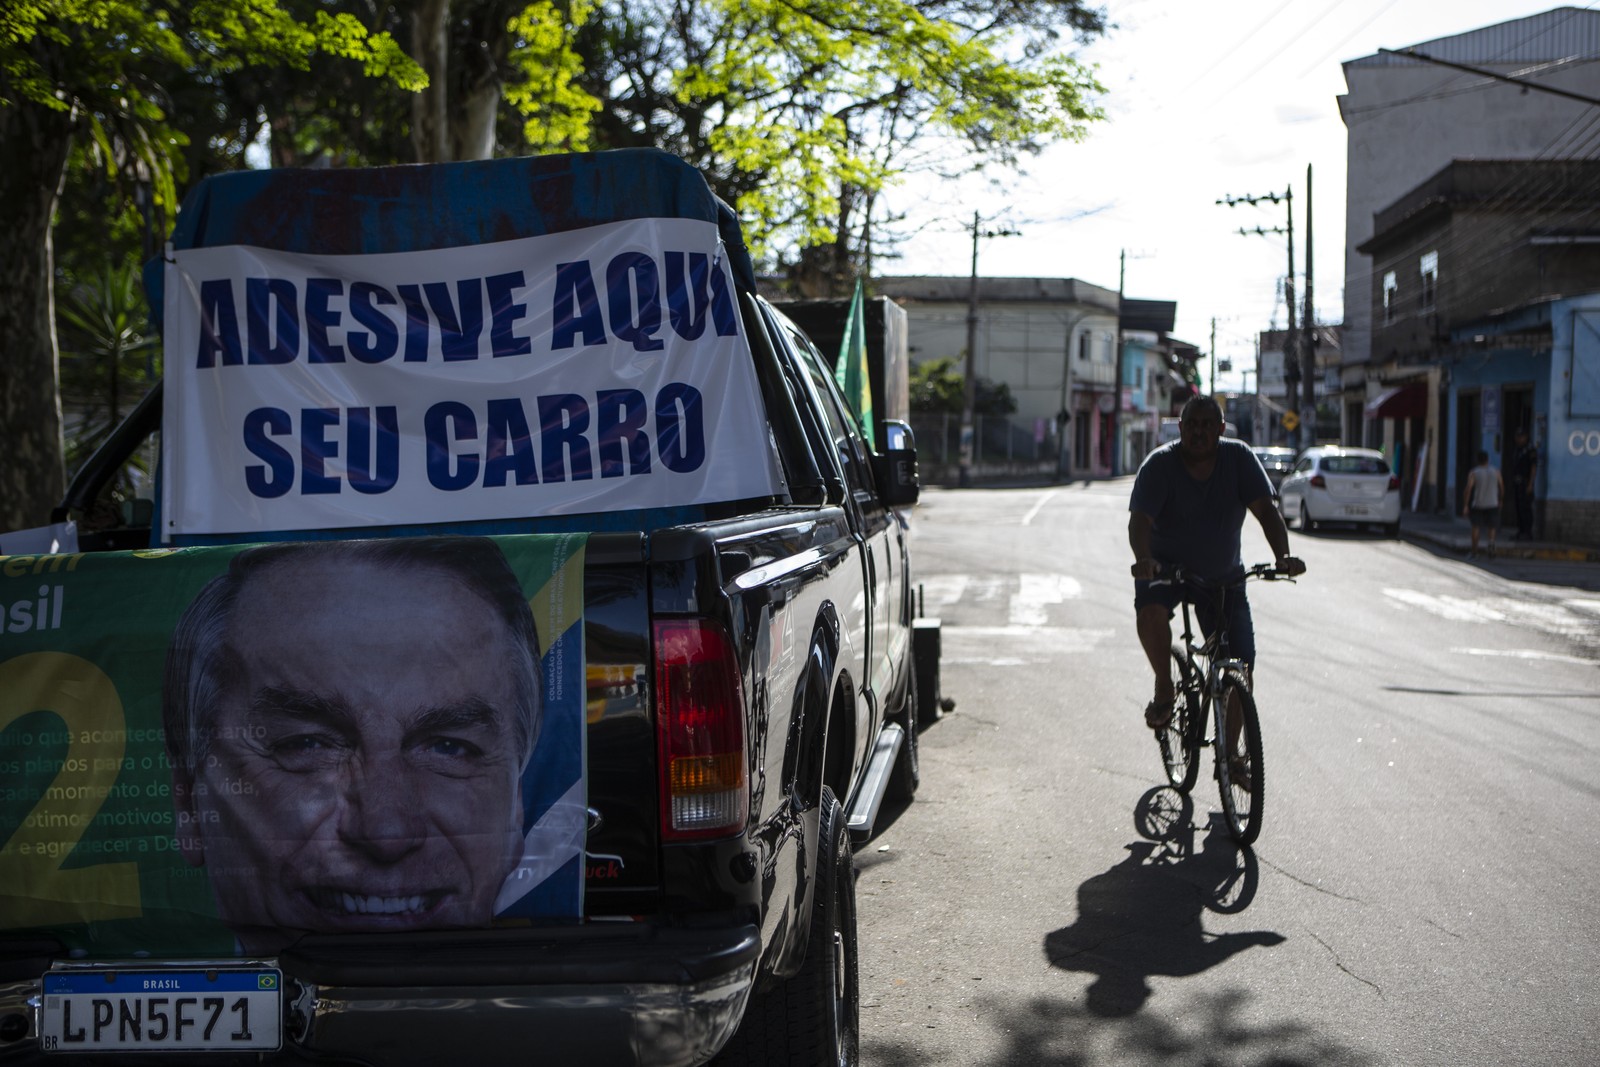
1134;580;1256;668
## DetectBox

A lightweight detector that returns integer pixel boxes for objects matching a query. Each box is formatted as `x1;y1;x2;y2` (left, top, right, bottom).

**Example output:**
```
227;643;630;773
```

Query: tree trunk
451;1;513;161
454;80;500;161
411;0;452;162
0;99;74;532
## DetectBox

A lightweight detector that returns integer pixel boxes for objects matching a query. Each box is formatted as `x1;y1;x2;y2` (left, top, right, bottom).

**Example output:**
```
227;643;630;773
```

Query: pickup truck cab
0;149;937;1066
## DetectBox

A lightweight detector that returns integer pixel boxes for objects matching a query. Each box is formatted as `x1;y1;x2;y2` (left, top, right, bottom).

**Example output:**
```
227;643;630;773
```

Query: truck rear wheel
888;667;919;801
713;789;859;1066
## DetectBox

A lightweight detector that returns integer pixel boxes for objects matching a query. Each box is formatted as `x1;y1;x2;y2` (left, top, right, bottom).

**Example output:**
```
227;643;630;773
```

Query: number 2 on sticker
0;653;142;925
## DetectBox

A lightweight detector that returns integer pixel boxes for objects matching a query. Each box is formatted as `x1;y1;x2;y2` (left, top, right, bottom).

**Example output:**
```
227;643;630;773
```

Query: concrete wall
1365;201;1600;366
1547;292;1600;546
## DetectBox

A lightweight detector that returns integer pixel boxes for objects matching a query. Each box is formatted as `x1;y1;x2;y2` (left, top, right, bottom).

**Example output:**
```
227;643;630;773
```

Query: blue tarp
144;148;755;331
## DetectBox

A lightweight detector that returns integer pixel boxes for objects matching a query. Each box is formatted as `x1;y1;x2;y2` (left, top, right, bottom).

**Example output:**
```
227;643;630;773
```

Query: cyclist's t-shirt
1129;439;1273;582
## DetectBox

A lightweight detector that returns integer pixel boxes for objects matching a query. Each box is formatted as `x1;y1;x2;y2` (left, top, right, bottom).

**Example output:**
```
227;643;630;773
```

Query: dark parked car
1252;446;1297;491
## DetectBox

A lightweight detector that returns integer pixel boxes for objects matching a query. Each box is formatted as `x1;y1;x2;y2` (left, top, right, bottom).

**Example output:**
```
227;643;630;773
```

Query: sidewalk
1397;511;1600;563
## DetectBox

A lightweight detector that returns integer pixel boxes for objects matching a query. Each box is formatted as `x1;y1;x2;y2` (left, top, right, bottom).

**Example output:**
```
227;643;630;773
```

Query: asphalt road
857;480;1600;1067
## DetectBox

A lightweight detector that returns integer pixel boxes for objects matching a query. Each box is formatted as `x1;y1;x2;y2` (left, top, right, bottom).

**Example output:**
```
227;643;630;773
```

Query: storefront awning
1364;382;1427;420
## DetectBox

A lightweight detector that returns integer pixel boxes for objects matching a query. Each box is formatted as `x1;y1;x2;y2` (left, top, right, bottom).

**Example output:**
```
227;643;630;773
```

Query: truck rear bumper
0;924;759;1067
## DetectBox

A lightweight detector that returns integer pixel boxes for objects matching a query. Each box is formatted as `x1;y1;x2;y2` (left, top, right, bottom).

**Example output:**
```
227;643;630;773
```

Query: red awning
1364;382;1427;420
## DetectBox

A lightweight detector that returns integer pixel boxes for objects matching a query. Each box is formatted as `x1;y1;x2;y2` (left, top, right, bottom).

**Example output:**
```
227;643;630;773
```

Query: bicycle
1151;562;1295;846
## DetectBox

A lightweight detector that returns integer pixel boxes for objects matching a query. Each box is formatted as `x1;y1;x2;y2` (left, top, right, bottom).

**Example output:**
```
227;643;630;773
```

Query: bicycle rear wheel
1158;647;1202;793
1216;671;1263;845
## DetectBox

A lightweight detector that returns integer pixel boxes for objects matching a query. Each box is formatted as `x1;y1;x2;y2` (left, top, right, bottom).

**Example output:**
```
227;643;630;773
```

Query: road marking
1020;491;1056;526
1383;588;1505;622
918;575;969;611
943;625;1114;663
1450;647;1600;667
1009;574;1083;625
1385;588;1600;640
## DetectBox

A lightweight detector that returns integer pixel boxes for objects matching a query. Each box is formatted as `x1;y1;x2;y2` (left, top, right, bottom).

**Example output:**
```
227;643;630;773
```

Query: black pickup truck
0;149;937;1066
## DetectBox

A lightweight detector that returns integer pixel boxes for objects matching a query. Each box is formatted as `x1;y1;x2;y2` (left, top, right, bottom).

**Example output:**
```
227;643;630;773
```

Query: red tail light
1388;475;1401;491
654;619;748;842
1309;474;1326;489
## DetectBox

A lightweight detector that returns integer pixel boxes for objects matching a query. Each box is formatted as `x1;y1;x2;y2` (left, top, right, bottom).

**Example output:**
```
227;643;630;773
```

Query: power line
1378;46;1600;107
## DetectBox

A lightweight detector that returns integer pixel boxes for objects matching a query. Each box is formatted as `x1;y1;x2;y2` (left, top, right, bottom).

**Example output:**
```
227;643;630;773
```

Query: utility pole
1255;335;1264;446
1112;250;1126;476
1219;186;1300;447
1301;163;1317;448
960;210;1020;487
1209;317;1217;395
1110;248;1150;476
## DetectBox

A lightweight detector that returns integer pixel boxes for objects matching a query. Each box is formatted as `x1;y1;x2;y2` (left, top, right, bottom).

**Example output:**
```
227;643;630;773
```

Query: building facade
1355;159;1600;541
1119;299;1199;473
1337;8;1600;446
873;276;1122;478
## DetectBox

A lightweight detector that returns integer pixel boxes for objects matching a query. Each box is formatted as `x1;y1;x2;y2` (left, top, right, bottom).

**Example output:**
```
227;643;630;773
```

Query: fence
908;413;1062;485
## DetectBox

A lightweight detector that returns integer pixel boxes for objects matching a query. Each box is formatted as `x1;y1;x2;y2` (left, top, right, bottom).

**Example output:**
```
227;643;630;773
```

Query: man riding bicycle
1128;396;1306;731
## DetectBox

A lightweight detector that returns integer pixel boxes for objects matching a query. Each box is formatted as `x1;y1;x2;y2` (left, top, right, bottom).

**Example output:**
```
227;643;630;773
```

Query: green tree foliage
910;356;1018;416
0;0;424;530
56;261;161;523
214;0;599;169
572;0;1106;291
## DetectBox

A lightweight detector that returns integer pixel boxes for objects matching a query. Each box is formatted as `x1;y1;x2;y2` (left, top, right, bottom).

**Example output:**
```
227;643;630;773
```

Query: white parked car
1278;446;1402;536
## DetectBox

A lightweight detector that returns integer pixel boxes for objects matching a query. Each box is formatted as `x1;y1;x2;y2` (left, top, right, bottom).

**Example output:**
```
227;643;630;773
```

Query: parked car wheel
714;788;859;1066
888;666;919;801
1283;494;1313;532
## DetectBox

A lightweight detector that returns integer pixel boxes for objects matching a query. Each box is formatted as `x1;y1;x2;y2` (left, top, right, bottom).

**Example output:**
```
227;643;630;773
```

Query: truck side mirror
873;419;920;507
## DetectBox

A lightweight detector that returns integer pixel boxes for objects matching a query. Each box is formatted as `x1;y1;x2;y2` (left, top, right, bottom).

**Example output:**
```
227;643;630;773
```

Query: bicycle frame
1153;563;1289;845
1173;582;1247;748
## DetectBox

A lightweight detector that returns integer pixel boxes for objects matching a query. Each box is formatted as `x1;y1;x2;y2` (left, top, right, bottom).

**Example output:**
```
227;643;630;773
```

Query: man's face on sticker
181;559;528;943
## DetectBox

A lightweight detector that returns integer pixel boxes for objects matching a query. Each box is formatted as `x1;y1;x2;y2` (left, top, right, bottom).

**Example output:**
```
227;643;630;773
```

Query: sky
888;0;1579;391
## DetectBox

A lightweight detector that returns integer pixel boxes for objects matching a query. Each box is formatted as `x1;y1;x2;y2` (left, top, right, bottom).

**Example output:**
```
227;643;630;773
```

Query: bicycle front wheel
1216;671;1264;845
1159;647;1202;793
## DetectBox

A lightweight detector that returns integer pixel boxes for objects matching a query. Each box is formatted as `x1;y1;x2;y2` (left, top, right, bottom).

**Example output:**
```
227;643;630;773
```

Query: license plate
39;969;281;1053
1340;505;1372;516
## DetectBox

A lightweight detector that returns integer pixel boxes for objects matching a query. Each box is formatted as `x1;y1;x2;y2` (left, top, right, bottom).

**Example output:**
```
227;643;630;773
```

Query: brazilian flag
834;278;876;450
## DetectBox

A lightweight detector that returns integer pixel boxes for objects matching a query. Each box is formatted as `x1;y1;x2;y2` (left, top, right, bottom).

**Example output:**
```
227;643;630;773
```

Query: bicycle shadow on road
1041;787;1284;1018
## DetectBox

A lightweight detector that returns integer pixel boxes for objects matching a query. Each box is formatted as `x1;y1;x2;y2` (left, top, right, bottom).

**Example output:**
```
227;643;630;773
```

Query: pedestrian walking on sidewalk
1511;428;1538;541
1463;451;1503;560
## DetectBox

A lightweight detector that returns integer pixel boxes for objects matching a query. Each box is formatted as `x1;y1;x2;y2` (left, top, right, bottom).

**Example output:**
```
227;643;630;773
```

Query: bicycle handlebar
1149;562;1297;589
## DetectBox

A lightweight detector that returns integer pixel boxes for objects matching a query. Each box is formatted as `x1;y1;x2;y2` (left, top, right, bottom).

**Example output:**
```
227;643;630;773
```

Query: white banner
162;219;784;536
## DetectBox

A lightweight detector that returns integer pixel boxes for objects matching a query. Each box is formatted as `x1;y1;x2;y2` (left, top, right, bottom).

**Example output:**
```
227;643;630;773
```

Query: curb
1401;529;1600;563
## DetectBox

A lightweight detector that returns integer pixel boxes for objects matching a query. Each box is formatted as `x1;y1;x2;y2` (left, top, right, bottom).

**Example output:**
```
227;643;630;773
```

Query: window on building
1078;332;1091;361
1382;270;1398;325
1419;251;1438;311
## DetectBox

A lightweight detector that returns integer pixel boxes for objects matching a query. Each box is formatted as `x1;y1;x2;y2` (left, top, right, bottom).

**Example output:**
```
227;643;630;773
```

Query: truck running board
844;722;904;845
